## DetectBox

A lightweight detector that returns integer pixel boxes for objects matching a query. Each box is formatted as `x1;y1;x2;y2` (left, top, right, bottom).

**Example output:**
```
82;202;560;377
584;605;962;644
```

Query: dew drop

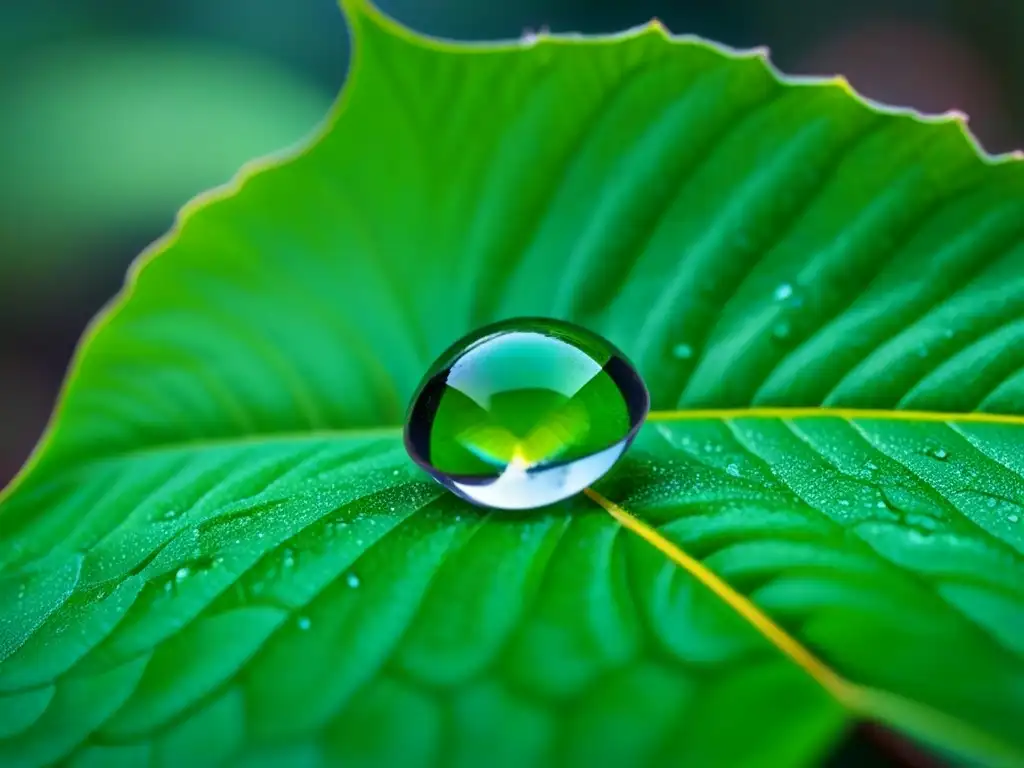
905;514;939;532
1009;515;1020;524
672;343;693;360
771;321;792;341
404;317;649;510
725;463;741;478
282;549;295;568
297;616;311;630
925;446;949;461
175;567;190;583
773;283;794;301
346;573;361;589
520;25;548;45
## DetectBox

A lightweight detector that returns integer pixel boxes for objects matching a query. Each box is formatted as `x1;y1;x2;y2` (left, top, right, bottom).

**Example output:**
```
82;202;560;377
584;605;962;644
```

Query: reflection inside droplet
404;318;649;510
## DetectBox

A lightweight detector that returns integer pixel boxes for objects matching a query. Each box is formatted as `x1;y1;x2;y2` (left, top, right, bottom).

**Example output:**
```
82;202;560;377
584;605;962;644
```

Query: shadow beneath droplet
823;722;943;768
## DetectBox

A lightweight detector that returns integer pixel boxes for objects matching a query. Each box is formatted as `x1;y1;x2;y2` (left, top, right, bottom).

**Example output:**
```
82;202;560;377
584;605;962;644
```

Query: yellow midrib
646;406;1024;426
583;487;1021;766
3;404;1022;513
40;406;1024;466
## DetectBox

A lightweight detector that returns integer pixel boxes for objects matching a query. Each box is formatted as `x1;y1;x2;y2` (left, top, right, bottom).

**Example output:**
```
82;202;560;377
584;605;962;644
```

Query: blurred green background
1;0;1022;487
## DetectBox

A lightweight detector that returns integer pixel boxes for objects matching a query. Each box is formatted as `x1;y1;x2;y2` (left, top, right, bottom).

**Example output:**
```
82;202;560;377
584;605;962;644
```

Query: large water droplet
404;317;649;510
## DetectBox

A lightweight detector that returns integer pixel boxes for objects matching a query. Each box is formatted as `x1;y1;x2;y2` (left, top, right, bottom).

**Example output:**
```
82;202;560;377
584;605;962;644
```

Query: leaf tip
337;0;370;20
338;0;402;40
647;17;671;37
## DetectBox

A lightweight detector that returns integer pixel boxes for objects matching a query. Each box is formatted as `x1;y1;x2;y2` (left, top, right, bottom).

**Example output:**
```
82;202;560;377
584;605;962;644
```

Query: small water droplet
392;469;400;477
282;549;295;568
925;446;949;461
672;343;693;360
1009;514;1020;524
520;25;548;45
905;514;939;531
297;616;311;630
986;498;998;509
876;500;887;509
771;321;792;340
257;532;265;539
725;463;741;478
773;283;794;301
346;573;361;589
175;567;190;583
838;499;850;506
865;461;879;472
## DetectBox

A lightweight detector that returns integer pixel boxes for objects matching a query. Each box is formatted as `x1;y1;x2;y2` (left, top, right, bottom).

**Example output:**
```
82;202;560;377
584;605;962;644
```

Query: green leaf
2;1;1023;766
